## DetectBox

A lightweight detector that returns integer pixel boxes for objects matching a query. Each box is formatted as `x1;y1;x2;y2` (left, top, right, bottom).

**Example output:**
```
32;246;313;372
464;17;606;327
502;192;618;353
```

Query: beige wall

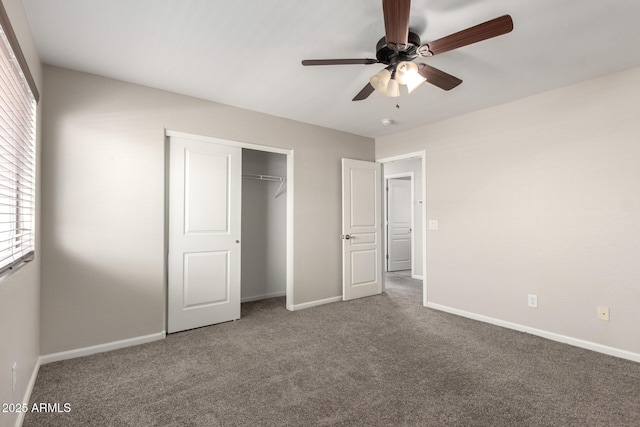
0;1;42;426
40;65;374;355
376;66;640;357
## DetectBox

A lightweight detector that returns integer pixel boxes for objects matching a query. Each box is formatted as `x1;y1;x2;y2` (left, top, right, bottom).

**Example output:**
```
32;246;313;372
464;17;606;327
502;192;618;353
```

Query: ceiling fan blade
424;15;513;56
302;59;378;66
352;83;375;101
418;64;462;91
382;0;411;50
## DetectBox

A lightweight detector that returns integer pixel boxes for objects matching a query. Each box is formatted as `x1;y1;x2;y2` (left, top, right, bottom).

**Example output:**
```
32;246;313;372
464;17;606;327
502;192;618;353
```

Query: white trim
40;332;166;365
241;291;286;303
285;150;295;311
385;172;414;179
165;130;291;155
412;274;424;280
289;296;342;311
420;151;427;307
15;356;41;427
377;151;424;164
427;303;640;363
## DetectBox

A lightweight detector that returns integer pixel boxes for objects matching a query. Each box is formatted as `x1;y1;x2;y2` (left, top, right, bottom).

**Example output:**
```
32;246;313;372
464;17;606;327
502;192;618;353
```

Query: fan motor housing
375;31;421;65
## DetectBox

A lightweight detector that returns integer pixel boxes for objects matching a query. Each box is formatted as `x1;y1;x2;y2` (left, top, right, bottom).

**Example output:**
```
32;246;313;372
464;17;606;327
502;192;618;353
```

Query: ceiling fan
301;0;513;101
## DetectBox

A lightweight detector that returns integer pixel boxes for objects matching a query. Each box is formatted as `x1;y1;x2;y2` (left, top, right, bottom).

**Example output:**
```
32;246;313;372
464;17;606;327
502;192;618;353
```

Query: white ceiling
22;0;640;138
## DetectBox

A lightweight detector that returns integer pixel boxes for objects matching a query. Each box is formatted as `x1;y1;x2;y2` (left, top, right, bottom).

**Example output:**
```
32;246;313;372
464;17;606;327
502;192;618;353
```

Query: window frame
0;1;38;276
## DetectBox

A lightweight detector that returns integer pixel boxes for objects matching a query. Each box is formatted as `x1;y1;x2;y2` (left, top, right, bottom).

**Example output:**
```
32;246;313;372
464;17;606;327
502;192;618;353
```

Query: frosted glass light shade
395;61;419;85
370;68;400;97
384;78;400;97
405;73;426;93
370;69;391;93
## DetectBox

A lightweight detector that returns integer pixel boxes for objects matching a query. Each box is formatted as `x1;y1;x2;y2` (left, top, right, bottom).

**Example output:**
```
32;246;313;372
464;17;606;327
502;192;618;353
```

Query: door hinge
386;254;389;259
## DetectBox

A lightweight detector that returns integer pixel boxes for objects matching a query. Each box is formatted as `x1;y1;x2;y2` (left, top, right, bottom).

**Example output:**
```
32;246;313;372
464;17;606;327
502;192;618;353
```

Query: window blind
0;17;36;275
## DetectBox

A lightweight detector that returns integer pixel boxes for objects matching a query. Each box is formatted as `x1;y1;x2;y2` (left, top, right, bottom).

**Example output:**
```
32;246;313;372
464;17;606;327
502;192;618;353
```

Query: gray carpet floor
25;272;640;426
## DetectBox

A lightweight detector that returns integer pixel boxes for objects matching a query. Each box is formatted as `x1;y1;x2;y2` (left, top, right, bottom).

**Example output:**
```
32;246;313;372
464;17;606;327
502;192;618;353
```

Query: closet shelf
242;174;287;198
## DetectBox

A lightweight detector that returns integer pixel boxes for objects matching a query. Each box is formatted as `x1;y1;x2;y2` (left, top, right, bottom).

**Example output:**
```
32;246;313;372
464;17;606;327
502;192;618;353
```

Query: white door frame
384;172;415;276
165;130;295;315
377;151;427;307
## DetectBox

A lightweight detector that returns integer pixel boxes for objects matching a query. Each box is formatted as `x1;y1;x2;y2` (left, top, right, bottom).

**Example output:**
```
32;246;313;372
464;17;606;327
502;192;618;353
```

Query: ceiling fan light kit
370;61;425;97
302;0;513;102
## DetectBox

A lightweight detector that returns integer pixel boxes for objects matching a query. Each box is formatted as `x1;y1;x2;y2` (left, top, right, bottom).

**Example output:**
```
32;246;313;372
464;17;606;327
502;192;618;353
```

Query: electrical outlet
597;306;610;321
527;294;538;308
428;220;439;230
12;362;17;392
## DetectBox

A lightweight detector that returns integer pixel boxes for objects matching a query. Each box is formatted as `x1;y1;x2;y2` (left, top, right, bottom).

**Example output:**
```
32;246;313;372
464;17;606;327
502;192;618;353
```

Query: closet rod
242;173;287;198
242;173;285;182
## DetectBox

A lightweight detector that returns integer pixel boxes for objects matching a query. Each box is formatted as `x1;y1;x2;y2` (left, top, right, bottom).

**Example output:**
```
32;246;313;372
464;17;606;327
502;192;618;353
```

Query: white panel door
387;178;412;271
168;136;241;333
341;159;383;301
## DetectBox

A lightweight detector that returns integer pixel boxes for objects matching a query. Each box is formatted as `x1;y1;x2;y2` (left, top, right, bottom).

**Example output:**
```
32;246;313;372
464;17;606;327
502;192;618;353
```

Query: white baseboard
289;295;342;311
427;302;640;363
40;332;166;365
241;291;286;303
15;356;42;427
412;274;424;280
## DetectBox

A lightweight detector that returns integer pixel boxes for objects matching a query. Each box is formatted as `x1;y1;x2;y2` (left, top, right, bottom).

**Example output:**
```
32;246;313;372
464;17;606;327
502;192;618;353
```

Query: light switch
428;220;439;230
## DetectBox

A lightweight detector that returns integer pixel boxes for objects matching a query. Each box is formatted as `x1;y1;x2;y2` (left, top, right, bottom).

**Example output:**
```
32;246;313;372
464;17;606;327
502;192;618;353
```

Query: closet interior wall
241;149;287;302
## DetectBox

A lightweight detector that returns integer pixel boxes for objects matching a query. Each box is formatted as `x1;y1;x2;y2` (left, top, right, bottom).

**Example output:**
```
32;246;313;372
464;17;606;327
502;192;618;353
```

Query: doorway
386;175;413;273
378;152;427;306
166;131;293;333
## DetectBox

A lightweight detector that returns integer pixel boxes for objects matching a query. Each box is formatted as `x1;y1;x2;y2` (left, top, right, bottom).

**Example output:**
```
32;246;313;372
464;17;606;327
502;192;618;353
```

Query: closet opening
166;130;294;334
241;149;287;305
